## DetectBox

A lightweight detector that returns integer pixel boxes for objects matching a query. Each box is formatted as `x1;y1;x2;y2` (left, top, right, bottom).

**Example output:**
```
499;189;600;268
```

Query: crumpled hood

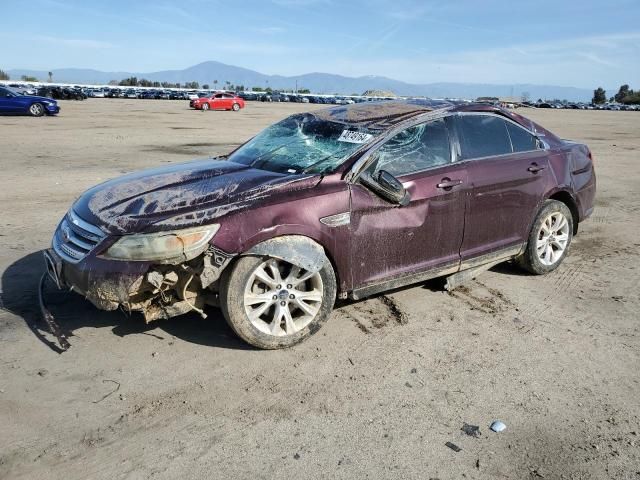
73;158;319;235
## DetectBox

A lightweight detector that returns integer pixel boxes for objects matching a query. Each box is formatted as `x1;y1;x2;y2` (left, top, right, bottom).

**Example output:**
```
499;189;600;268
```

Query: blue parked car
0;86;60;116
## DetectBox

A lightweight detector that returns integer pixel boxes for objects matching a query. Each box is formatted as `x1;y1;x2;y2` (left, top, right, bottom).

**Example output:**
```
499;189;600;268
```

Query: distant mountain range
8;61;594;101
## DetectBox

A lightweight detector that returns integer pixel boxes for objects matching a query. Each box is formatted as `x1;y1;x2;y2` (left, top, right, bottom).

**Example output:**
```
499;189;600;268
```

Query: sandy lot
0;100;639;480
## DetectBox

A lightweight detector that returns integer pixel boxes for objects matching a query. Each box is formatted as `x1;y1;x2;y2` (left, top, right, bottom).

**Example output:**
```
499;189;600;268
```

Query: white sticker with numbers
337;130;373;144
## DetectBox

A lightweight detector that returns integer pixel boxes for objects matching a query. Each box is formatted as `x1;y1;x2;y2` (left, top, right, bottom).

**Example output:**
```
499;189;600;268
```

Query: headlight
102;225;219;262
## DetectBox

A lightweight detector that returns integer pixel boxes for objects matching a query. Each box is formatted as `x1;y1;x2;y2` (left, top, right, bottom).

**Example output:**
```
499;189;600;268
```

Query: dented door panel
349;164;468;289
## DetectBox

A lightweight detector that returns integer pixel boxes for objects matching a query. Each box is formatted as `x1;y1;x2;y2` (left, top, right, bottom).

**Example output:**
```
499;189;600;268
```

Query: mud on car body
44;99;596;349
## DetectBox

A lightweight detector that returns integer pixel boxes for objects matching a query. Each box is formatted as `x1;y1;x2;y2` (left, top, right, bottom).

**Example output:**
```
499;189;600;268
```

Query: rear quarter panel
557;141;596;220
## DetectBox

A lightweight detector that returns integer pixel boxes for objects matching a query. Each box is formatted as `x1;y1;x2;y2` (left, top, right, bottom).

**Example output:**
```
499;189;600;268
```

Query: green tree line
593;84;640;104
116;77;252;91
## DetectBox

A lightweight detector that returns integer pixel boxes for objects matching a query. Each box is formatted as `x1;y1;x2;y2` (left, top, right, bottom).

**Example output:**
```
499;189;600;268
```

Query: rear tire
517;200;573;274
220;255;336;349
29;103;45;117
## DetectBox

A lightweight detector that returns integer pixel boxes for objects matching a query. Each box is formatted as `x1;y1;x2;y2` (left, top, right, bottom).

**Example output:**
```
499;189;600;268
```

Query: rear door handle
437;178;463;189
527;164;546;173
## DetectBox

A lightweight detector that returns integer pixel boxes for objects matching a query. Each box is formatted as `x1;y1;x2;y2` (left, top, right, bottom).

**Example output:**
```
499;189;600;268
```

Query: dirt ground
0;100;638;480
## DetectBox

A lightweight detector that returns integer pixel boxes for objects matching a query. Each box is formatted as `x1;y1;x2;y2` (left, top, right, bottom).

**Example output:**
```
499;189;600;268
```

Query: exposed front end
45;209;233;323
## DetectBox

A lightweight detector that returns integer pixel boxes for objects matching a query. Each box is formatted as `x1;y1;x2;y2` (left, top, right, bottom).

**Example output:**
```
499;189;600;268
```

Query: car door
211;93;224;109
0;88;18;113
222;94;235;109
349;117;468;290
453;113;551;264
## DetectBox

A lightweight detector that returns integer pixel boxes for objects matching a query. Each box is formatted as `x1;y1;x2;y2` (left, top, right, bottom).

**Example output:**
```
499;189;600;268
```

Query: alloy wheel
536;212;570;266
30;103;44;116
243;259;323;336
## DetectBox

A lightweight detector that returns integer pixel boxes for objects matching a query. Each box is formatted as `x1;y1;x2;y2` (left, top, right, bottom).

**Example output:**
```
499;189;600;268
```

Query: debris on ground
445;442;462;452
461;423;481;438
490;420;507;432
93;379;121;404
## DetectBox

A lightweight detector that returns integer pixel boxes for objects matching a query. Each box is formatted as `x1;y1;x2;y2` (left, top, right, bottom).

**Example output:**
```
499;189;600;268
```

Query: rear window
457;115;512;159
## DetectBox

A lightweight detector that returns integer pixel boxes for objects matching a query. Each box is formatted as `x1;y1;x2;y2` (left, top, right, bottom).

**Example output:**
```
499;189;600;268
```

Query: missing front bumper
39;246;235;348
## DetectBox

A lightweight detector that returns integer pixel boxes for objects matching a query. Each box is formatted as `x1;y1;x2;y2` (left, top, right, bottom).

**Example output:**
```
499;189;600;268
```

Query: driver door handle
437;179;463;189
527;164;546;173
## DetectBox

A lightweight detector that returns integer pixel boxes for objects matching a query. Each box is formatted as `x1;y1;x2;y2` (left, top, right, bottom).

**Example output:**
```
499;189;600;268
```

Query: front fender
243;235;326;273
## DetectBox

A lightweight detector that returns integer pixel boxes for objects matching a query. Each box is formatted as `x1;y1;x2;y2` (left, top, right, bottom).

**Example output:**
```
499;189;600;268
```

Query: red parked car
190;92;245;111
44;100;595;350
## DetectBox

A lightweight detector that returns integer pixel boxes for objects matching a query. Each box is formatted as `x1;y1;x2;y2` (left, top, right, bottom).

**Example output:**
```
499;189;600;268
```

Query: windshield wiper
248;140;298;170
301;147;353;174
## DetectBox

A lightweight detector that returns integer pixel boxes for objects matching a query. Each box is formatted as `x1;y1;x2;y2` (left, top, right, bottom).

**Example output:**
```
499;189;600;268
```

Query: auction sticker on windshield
338;130;373;144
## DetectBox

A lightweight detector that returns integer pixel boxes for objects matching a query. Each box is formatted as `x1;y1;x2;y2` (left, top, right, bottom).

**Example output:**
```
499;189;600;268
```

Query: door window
457;115;512;159
506;121;540;152
370;118;451;177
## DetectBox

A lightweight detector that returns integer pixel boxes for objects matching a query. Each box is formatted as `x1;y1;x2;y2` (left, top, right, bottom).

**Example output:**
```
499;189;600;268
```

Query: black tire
517;200;573;275
232;102;240;111
201;103;209;111
220;255;337;349
29;103;45;117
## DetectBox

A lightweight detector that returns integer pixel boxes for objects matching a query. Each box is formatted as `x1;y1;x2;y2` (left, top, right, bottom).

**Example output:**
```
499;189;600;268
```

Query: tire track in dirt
447;281;515;315
337;295;409;333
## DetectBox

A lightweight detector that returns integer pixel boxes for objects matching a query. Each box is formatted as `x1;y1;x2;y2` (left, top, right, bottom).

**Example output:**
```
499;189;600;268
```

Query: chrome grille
53;210;106;263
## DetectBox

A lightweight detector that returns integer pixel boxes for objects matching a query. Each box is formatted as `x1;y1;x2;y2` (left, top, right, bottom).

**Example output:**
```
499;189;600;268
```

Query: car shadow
0;251;252;353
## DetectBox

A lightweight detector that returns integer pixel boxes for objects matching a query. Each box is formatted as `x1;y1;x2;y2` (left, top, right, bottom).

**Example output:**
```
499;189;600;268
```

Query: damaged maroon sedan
44;99;595;349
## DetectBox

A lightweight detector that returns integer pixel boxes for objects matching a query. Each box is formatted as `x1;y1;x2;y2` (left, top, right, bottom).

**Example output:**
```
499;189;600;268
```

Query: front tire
220;255;336;349
518;200;573;274
29;103;45;117
232;102;240;111
201;103;209;111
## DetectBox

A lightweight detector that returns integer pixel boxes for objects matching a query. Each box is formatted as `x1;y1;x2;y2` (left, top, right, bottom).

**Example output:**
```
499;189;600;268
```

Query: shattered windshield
228;113;378;174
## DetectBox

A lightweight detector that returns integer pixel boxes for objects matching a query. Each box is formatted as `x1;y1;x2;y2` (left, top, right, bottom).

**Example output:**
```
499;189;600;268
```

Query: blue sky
1;0;639;87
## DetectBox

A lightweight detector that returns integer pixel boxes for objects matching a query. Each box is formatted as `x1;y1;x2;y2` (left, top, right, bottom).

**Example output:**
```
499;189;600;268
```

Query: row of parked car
86;88;387;104
527;101;640;111
4;83;87;100
87;88;193;100
4;82;638;111
236;92;378;104
3;83;393;104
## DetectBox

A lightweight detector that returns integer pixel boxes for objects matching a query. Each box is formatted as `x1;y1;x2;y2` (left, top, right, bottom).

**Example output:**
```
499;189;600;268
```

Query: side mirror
359;169;410;206
377;170;410;206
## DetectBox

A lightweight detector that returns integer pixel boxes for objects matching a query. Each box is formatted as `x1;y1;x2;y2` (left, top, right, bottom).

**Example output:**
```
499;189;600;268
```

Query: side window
457;115;512;159
370;118;451;177
506;122;539;152
0;88;9;98
214;94;223;99
223;94;234;99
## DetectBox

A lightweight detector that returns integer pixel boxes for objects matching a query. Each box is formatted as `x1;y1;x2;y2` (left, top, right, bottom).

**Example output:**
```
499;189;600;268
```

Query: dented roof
312;99;454;130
